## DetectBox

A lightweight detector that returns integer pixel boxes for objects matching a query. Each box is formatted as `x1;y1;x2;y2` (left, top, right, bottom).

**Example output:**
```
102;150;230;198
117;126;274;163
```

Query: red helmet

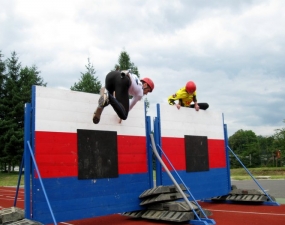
185;81;196;93
141;77;154;92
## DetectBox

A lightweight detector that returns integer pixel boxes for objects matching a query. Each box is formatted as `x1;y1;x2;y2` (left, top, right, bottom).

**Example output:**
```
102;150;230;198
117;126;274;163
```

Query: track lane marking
208;209;285;216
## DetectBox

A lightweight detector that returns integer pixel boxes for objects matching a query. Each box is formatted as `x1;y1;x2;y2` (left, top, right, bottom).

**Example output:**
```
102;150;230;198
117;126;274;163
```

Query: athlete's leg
93;71;117;124
189;103;209;110
93;87;109;124
106;72;130;120
198;103;209;110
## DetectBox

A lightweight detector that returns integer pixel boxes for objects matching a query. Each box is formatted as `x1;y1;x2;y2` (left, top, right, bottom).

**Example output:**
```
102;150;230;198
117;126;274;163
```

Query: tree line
0;50;284;172
0;50;141;172
228;125;285;168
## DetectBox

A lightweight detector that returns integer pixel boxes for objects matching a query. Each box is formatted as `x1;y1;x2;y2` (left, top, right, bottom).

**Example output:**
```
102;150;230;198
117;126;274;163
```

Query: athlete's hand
195;104;200;111
175;104;181;110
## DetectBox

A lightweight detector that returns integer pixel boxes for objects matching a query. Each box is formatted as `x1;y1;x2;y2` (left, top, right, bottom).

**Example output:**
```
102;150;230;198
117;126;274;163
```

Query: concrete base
0;207;24;224
0;207;43;225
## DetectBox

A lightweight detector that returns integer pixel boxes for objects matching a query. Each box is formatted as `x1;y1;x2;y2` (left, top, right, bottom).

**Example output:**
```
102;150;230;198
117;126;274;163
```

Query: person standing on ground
93;70;154;124
168;81;209;111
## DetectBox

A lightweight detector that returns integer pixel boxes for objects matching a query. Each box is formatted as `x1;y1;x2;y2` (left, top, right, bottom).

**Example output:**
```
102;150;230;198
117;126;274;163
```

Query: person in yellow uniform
168;81;209;111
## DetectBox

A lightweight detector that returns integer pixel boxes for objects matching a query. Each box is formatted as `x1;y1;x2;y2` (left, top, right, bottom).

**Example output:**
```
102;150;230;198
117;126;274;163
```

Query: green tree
1;51;22;172
256;135;274;166
228;129;259;168
0;51;47;172
0;51;6;118
272;119;285;166
19;65;47;98
113;51;140;77
71;58;101;94
0;51;6;170
0;51;5;96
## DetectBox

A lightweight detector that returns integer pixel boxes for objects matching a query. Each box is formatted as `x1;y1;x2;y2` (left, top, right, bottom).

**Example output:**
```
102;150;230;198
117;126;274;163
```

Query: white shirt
128;74;143;111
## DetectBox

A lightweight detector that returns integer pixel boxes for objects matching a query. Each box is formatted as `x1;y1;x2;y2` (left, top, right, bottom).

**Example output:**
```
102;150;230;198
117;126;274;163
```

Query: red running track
0;187;24;209
1;187;284;225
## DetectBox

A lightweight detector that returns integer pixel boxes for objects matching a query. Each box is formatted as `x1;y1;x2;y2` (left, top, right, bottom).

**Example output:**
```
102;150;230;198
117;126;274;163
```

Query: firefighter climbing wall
155;103;231;200
28;86;152;224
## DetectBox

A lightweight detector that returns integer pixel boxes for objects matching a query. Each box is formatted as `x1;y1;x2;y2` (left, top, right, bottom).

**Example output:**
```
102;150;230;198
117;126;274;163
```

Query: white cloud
1;0;285;137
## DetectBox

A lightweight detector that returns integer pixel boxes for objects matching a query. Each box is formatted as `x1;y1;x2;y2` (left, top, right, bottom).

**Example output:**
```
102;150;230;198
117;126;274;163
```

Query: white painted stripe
0;197;24;201
34;86;146;136
208;209;285;216
0;189;19;193
159;103;224;139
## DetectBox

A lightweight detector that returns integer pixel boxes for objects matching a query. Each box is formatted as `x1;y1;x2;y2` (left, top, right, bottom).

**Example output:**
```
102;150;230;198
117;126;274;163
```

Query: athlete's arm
129;95;142;111
168;93;180;105
192;95;199;111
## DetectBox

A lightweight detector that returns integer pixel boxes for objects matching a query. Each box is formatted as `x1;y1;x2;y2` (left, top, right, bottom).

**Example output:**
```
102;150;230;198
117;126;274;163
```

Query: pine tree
0;51;6;170
113;51;140;77
19;65;47;101
1;51;22;172
71;58;101;94
0;51;6;118
0;51;47;172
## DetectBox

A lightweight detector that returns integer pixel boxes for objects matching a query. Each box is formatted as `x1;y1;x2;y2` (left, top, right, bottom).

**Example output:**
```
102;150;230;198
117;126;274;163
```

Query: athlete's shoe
93;87;109;124
93;107;104;124
98;87;109;107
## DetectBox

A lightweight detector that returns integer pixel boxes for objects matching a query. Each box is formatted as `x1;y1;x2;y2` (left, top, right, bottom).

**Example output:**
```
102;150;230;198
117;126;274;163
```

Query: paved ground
1;185;285;225
231;179;285;204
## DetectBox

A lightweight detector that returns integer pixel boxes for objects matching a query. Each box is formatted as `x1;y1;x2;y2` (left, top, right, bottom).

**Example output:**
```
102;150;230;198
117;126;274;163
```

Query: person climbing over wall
93;70;154;124
168;81;209;111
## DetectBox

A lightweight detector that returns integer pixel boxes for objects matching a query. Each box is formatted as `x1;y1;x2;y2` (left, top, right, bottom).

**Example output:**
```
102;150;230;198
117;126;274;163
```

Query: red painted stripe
117;135;147;174
34;131;147;178
161;137;226;171
162;137;185;170
208;139;227;168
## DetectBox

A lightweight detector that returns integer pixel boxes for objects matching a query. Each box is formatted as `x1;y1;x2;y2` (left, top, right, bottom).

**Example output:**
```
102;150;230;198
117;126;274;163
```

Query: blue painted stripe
161;168;230;200
32;173;151;224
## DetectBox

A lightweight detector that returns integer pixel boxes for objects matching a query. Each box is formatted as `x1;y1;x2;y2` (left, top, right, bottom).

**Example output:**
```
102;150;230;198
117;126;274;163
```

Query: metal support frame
150;134;216;225
145;115;154;188
154;104;162;186
26;141;58;224
24;103;31;218
23;102;58;224
14;154;24;207
228;146;280;206
223;121;232;193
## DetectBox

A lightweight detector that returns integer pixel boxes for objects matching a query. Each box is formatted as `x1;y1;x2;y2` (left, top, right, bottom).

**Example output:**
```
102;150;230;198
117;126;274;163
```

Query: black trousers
189;103;209;110
105;71;131;120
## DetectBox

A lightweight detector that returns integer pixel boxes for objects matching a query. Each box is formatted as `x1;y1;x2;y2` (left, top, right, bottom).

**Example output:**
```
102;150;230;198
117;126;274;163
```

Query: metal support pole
14;155;24;207
24;103;31;218
27;141;58;225
228;146;279;206
150;134;215;225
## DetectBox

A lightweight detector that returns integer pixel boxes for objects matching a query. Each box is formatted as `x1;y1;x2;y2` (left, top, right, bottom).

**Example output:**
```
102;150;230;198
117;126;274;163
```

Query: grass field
230;167;285;180
0;171;25;186
0;167;284;186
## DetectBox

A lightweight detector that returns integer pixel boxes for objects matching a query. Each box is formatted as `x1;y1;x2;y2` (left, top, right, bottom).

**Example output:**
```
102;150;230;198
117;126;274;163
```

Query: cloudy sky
1;0;285;137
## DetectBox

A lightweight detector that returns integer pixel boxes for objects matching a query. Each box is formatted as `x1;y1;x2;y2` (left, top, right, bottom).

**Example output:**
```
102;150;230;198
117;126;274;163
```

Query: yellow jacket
168;87;197;107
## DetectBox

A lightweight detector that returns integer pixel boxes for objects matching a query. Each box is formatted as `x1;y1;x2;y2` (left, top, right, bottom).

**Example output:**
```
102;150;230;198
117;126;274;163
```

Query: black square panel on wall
185;135;209;172
77;129;118;179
